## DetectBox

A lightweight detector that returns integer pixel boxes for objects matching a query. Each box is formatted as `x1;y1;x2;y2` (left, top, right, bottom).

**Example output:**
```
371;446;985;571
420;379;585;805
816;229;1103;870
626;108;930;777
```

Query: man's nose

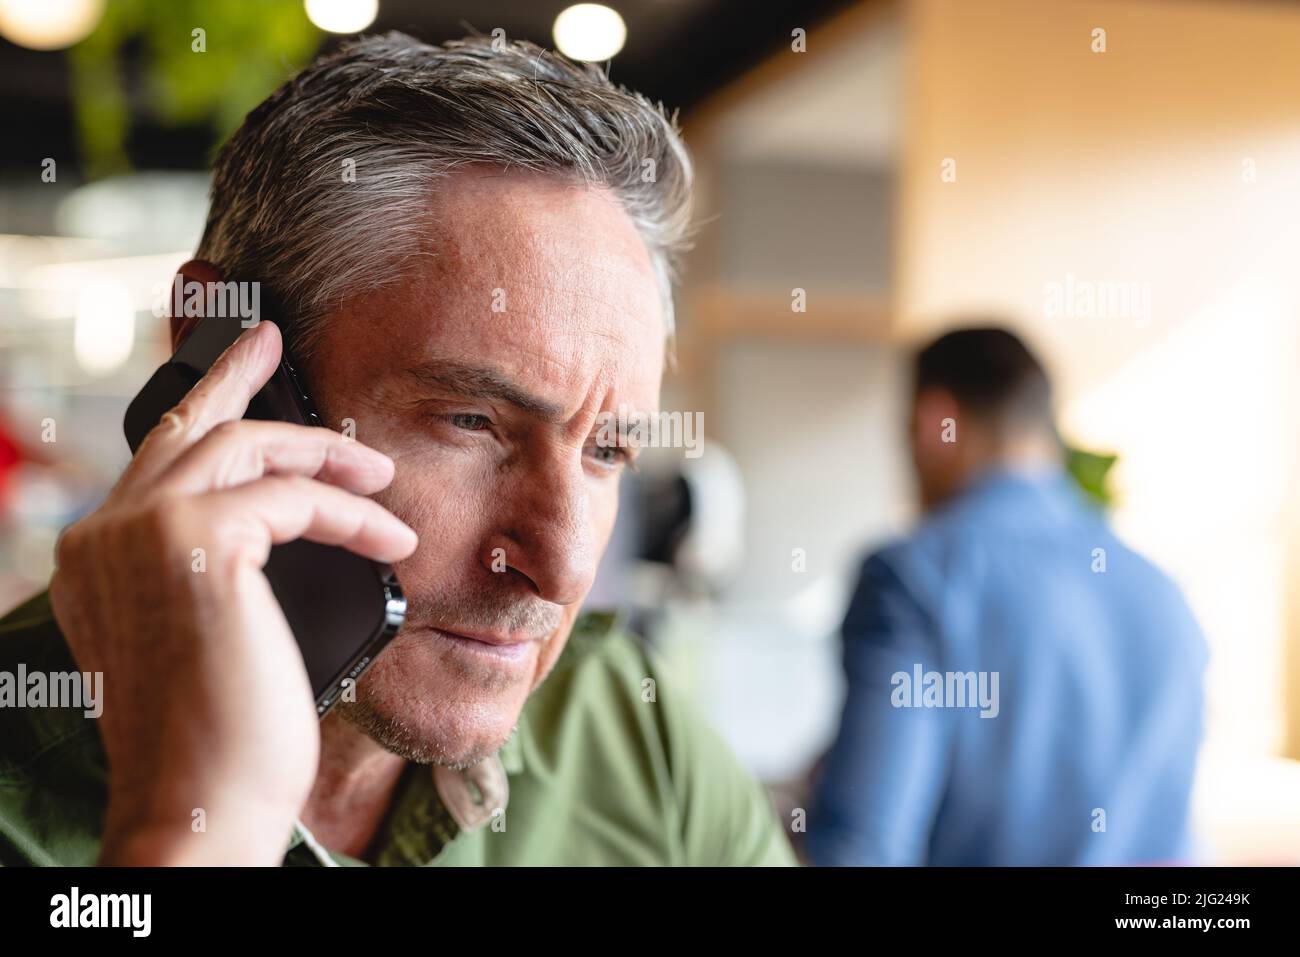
482;457;597;607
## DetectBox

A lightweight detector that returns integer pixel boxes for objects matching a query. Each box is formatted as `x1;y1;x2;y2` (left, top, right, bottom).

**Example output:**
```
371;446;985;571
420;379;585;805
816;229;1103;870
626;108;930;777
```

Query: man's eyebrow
403;359;568;422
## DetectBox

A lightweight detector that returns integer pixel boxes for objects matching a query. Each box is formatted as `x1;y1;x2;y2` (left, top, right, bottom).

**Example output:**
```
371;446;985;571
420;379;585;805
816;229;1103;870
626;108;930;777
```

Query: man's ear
912;387;960;454
167;259;226;351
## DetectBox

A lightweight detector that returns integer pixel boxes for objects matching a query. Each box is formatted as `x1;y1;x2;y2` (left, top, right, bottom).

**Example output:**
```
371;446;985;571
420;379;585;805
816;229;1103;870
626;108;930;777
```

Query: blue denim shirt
808;467;1208;866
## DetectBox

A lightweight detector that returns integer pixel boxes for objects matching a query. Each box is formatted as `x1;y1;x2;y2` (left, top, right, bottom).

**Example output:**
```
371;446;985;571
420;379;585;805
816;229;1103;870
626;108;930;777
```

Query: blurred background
1;0;1298;864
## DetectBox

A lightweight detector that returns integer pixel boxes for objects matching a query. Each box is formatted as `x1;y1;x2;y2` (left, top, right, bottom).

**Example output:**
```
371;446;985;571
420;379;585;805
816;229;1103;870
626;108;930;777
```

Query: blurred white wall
680;340;910;779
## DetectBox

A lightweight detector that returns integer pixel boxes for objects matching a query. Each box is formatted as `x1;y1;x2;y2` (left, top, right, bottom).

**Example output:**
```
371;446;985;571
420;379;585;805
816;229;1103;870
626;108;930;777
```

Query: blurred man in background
807;327;1209;866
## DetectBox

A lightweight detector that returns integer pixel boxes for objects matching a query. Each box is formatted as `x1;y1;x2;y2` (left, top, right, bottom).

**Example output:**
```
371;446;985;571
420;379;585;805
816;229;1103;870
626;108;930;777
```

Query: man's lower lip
428;628;535;661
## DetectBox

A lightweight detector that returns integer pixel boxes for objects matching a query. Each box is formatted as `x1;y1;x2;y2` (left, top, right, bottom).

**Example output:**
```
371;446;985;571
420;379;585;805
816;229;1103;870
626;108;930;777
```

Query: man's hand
48;320;418;865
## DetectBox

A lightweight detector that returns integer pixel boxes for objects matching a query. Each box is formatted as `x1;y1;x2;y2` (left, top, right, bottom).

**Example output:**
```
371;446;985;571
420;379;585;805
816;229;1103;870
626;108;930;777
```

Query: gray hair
196;31;694;363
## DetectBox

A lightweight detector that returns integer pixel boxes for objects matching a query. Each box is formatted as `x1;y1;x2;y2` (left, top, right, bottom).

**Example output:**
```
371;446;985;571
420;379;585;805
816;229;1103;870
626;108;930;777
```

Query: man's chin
332;633;531;767
334;692;517;770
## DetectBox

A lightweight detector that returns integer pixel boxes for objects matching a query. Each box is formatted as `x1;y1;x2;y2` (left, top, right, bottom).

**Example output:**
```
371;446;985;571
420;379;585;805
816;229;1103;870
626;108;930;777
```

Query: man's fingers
155;419;395;497
201;475;419;566
125;320;282;489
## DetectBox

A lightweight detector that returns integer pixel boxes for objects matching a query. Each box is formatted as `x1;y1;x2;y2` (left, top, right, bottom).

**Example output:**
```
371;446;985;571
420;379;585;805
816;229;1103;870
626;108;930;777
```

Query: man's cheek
376;467;487;570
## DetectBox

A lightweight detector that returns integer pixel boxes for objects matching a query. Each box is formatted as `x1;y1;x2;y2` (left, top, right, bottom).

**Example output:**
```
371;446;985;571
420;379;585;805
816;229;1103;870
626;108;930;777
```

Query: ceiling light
304;0;377;35
553;4;626;62
0;0;104;51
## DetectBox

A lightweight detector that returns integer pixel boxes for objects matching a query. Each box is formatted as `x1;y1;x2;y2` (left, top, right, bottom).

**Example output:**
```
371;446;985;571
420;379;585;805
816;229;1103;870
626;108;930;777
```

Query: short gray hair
196;32;694;362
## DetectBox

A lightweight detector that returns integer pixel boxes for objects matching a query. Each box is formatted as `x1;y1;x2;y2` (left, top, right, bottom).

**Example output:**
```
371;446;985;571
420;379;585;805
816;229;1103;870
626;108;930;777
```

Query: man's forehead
428;168;655;274
378;171;665;394
393;262;662;389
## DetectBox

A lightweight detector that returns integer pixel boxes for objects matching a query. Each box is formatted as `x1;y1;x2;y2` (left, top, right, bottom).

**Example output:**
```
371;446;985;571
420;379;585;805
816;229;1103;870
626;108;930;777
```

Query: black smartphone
123;312;406;718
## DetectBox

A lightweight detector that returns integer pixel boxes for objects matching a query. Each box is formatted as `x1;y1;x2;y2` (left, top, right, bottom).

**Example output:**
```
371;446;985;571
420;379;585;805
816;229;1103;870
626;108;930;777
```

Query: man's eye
587;444;634;470
450;413;490;431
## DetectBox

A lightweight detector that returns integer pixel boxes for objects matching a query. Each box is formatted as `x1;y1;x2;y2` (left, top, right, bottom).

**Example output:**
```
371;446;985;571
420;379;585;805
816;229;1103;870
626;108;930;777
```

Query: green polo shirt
0;588;796;866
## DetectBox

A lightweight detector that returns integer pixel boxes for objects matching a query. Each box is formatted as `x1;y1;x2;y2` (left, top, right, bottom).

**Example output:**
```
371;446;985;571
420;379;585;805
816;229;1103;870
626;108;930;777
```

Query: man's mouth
427;626;537;662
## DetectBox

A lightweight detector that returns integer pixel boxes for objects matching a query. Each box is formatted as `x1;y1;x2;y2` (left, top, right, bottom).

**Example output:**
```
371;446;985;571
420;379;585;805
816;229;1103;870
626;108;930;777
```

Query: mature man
806;327;1208;866
0;33;794;866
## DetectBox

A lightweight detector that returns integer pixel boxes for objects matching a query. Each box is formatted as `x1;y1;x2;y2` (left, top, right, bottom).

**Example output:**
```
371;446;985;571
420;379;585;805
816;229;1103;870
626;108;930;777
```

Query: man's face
309;169;665;768
908;387;963;512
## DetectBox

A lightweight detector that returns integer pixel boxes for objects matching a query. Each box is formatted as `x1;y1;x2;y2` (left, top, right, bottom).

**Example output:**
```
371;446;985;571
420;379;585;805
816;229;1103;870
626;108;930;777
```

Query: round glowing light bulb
304;0;378;35
0;0;104;51
553;4;627;62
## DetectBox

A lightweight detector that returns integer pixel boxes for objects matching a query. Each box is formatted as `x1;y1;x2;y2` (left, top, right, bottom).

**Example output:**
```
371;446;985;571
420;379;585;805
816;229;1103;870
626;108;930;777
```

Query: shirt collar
496;721;525;775
284;718;529;864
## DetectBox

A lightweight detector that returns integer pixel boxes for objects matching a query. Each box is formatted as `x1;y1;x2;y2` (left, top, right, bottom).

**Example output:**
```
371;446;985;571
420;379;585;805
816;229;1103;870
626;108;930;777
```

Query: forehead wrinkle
505;340;621;433
404;359;568;422
403;350;632;437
